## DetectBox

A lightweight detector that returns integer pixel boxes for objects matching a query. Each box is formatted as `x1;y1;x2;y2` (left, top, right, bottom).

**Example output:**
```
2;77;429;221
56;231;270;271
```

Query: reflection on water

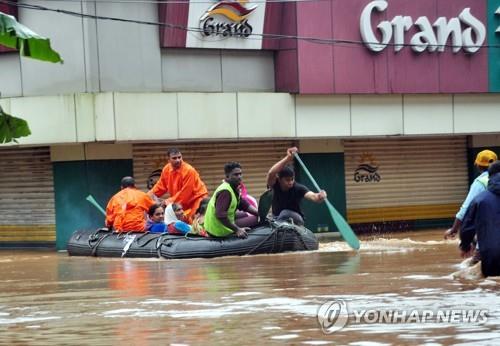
1;230;499;345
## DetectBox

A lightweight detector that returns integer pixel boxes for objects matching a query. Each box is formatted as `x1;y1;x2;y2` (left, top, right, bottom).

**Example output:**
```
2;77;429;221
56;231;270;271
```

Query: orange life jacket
105;187;154;232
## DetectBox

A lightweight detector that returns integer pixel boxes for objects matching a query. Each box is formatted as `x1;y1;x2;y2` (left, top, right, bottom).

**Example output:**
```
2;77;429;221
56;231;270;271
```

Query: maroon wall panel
297;1;334;94
386;0;439;93
0;1;18;53
437;0;488;93
158;1;189;48
275;49;299;93
262;2;283;50
331;0;389;93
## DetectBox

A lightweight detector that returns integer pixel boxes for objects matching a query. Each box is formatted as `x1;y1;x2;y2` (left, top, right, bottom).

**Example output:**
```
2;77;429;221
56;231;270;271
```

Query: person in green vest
204;162;259;238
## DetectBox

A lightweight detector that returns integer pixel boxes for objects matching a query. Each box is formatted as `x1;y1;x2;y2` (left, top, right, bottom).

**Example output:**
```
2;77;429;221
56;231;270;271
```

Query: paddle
86;195;106;216
293;153;360;250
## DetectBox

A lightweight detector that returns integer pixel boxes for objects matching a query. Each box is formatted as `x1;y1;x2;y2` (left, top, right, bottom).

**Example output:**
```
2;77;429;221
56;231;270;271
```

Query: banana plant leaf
0;105;31;144
0;11;62;63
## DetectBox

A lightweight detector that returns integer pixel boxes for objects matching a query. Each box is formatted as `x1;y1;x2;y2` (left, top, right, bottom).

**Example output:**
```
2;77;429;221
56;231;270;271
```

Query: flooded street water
1;229;499;345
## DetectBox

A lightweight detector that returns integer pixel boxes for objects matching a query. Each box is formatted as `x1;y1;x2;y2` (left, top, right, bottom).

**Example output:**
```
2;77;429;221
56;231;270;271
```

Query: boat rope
274;218;314;251
137;233;179;248
155;235;165;258
116;231;135;240
246;222;280;255
134;231;157;247
289;224;313;251
155;234;185;258
88;228;113;256
245;222;314;255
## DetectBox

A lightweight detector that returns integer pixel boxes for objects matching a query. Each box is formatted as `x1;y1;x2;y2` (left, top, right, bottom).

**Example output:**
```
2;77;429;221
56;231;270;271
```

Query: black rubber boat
67;221;319;259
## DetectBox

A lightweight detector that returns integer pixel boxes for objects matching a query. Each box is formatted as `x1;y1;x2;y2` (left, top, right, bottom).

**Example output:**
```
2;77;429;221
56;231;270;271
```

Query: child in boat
191;197;209;237
146;203;167;233
164;203;192;235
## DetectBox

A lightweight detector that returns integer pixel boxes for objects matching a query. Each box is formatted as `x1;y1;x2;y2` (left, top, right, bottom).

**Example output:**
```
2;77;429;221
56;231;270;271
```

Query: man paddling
266;147;327;226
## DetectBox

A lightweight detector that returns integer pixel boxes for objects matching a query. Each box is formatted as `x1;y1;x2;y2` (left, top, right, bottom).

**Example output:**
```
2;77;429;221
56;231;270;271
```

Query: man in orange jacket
106;176;154;232
148;148;208;221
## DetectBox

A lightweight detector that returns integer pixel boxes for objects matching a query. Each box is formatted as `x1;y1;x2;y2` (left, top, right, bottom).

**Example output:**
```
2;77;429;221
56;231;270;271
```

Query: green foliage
0;106;31;144
0;11;62;144
0;11;63;63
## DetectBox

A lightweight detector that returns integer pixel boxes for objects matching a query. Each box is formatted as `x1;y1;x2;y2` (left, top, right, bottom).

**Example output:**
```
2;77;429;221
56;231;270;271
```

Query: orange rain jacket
150;161;208;220
105;187;154;232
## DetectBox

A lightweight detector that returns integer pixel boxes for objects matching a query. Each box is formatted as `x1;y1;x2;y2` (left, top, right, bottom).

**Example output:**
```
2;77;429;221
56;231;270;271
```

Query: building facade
1;0;500;249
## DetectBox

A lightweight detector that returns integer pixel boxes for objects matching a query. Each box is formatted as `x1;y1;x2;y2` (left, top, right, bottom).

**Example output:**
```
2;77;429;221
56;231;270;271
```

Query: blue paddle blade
293;153;360;250
86;195;106;216
325;200;360;250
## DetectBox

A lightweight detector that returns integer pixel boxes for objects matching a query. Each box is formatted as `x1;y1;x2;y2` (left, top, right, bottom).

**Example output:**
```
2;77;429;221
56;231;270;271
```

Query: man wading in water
459;161;500;278
445;149;498;241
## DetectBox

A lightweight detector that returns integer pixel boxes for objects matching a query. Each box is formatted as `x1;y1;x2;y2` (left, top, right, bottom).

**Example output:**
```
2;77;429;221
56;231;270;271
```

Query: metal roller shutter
133;141;294;198
0;147;55;243
344;137;468;224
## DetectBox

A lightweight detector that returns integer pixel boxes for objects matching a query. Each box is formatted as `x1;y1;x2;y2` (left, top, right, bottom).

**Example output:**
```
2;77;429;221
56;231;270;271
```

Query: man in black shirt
266;147;327;225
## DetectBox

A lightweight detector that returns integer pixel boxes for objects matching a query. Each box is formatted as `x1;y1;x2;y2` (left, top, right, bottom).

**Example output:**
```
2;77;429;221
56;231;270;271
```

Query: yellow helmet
474;150;498;167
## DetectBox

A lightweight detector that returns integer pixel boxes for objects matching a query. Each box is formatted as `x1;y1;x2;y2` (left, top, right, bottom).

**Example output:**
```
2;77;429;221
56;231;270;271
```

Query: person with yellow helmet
444;149;498;240
460;160;500;277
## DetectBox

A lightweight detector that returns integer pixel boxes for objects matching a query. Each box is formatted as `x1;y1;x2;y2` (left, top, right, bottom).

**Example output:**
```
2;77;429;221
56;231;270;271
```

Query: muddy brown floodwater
1;229;499;345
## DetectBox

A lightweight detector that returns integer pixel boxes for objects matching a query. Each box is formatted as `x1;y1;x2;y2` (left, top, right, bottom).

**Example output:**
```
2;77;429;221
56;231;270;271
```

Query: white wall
0;54;22;97
95;2;162;92
221;51;275;92
0;92;296;146
114;93;177;140
0;3;275;97
162;49;275;92
403;95;453;135
178;93;238;139
296;96;350;137
454;95;500;134
9;95;77;145
162;49;222;92
19;1;87;96
2;92;500;147
297;94;500;138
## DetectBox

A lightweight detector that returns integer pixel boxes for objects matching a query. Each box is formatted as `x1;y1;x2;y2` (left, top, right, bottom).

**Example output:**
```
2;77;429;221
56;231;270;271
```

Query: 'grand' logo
354;153;381;183
200;0;257;38
360;0;486;53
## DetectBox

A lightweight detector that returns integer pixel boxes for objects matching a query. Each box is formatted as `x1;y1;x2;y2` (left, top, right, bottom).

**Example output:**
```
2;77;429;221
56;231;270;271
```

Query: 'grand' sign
360;0;486;53
200;1;256;38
